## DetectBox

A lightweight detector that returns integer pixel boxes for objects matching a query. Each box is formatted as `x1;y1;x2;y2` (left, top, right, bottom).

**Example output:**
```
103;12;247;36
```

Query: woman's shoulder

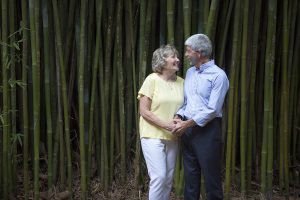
143;73;157;82
176;75;184;83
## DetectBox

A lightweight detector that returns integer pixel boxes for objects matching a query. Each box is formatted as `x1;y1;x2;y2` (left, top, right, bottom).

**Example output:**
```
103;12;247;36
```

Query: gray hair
152;44;179;73
185;34;212;58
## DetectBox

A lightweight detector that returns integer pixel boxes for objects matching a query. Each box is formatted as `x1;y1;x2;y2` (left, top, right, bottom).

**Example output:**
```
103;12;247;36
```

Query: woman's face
164;54;180;72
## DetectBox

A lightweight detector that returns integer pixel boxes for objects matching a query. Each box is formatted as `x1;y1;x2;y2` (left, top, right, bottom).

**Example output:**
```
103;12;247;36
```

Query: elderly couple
138;34;229;200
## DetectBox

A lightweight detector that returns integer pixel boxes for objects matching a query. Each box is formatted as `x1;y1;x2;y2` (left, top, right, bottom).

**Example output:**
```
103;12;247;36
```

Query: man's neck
195;58;210;68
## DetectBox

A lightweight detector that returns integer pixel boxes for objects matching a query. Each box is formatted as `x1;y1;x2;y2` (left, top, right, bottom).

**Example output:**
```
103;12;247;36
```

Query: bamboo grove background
0;0;299;199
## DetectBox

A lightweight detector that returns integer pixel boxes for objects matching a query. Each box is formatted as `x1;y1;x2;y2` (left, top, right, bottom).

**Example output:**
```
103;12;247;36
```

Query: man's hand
172;119;196;136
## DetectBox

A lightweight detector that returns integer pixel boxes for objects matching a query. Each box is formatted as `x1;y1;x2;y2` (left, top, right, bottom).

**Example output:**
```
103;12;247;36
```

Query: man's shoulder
211;65;227;75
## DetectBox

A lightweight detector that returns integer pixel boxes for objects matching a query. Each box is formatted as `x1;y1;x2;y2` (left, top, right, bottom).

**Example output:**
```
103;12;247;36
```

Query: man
173;34;229;200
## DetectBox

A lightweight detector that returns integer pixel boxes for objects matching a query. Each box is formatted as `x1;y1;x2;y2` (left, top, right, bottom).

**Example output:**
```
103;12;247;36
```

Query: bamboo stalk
261;0;277;195
205;0;219;41
52;0;73;194
41;0;53;194
87;0;102;187
167;0;175;44
78;0;87;198
182;0;191;74
9;0;17;194
2;0;9;199
115;0;126;184
21;0;29;199
216;0;234;66
225;1;241;198
240;0;249;194
247;0;261;191
28;0;41;199
280;0;289;194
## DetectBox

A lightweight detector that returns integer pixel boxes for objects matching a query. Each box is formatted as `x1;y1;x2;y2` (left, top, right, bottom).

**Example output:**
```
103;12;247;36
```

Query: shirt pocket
196;76;212;99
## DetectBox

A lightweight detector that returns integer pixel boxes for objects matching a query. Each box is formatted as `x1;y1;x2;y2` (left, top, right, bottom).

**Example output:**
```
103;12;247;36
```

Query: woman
137;45;184;200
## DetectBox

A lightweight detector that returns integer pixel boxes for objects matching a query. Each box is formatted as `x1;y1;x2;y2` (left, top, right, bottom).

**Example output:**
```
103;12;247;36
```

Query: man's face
185;46;200;66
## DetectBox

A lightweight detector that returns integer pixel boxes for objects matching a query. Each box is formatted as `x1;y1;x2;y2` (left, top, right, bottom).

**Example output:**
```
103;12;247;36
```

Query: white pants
141;138;178;200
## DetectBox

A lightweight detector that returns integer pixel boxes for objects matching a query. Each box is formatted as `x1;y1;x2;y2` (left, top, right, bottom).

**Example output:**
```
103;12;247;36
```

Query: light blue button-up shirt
177;60;229;127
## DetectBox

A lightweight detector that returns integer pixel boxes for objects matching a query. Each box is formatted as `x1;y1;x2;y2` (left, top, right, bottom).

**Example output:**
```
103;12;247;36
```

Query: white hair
152;44;179;73
185;34;212;58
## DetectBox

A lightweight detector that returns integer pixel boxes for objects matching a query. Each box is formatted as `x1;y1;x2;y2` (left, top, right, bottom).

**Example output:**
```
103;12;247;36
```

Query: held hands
172;119;188;136
164;117;192;137
169;117;197;136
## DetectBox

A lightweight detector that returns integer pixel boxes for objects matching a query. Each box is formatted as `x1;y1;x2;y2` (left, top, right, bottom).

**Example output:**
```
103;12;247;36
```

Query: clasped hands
165;118;189;137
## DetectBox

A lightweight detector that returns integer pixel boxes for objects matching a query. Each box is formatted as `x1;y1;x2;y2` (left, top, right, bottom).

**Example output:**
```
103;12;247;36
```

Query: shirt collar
194;59;215;73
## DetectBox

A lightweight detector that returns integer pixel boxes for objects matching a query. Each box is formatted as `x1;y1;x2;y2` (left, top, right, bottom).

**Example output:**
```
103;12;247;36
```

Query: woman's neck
159;71;176;82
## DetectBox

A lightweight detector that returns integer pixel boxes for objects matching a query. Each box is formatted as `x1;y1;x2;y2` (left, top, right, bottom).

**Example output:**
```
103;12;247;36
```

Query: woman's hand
164;121;177;132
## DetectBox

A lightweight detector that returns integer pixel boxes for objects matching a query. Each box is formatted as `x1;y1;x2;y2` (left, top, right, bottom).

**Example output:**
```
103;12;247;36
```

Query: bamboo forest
0;0;299;199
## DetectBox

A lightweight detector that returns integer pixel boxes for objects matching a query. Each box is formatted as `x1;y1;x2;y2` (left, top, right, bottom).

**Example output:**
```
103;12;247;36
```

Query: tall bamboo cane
28;0;41;199
21;0;29;199
261;0;277;194
52;0;72;194
2;0;9;198
205;0;219;41
225;1;241;198
87;0;102;187
167;0;175;44
182;0;191;74
240;0;249;194
9;0;17;193
246;0;261;191
78;0;87;198
279;0;289;194
41;0;53;194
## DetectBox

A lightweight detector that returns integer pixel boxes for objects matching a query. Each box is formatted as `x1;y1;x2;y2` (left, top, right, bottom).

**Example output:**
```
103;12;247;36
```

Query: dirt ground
15;167;300;200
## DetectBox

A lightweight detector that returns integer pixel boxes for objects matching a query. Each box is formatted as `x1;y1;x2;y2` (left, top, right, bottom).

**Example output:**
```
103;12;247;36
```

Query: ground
15;166;300;199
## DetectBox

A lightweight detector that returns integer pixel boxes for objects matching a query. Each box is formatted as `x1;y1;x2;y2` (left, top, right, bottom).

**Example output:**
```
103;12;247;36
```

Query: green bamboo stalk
138;0;153;86
2;0;9;199
28;0;41;199
52;0;72;193
87;0;102;188
182;0;191;74
240;0;249;194
41;0;53;194
21;0;29;199
63;0;75;69
109;53;117;186
261;0;277;194
247;0;261;191
167;0;175;44
78;0;87;198
203;0;210;30
124;0;134;169
159;0;167;44
205;0;219;41
56;52;65;186
124;0;136;187
115;0;126;184
99;0;114;194
225;1;241;199
216;0;233;66
138;0;146;86
132;1;142;192
291;0;300;180
8;0;16;195
279;0;289;194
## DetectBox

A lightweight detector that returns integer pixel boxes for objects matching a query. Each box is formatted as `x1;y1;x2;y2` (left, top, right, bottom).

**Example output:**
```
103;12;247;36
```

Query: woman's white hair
152;44;179;73
185;34;212;58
